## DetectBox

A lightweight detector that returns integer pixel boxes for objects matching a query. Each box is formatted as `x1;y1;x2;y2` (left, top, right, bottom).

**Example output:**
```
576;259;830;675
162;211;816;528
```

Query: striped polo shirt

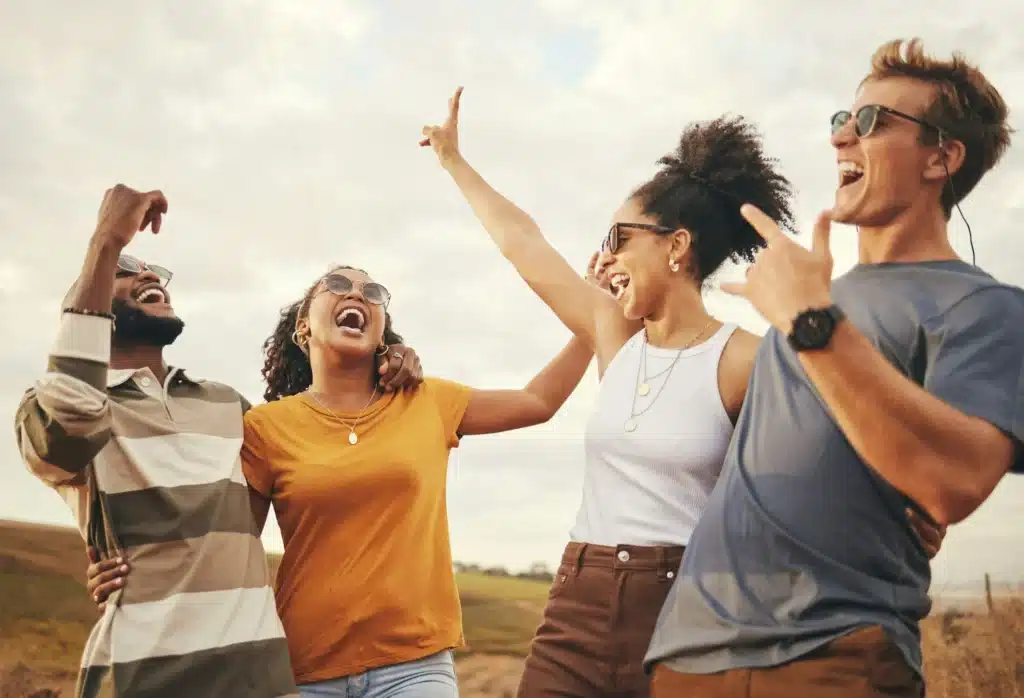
15;312;297;698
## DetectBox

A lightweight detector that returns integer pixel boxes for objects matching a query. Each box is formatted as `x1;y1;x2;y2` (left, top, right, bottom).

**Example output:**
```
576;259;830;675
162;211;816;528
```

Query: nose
136;269;162;285
343;284;367;303
831;118;857;149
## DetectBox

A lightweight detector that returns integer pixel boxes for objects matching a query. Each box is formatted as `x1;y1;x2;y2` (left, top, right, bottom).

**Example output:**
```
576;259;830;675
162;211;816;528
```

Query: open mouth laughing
608;272;631;301
838;160;864;188
133;284;170;306
335;306;367;336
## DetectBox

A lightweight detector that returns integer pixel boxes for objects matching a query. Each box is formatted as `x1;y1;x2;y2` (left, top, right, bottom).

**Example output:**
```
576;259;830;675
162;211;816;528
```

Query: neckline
641;322;733;358
851;259;972;271
299;389;395;421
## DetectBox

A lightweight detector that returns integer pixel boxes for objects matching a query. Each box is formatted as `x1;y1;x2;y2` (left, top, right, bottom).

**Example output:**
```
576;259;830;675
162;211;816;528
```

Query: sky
1;1;1022;593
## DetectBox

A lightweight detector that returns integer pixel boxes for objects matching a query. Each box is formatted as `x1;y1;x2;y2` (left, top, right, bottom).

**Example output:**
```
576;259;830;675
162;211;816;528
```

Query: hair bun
631;115;795;282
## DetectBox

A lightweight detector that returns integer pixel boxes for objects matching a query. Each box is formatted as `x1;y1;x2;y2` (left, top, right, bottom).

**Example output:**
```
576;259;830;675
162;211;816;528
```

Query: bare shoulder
718;327;763;422
723;328;762;365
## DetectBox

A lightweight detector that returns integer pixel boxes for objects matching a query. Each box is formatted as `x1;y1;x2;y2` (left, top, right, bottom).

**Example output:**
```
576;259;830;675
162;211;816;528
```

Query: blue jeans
299;650;459;698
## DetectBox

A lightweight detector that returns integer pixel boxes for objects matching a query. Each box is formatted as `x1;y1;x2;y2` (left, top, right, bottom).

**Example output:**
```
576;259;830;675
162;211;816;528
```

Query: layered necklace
306;387;379;445
624;319;714;433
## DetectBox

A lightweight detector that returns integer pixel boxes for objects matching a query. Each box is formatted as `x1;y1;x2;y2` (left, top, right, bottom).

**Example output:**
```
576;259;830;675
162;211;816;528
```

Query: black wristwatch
787;304;845;351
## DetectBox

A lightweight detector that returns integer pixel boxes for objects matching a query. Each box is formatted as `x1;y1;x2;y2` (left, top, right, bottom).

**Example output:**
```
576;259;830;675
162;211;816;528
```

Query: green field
0;519;549;672
2;519;1021;698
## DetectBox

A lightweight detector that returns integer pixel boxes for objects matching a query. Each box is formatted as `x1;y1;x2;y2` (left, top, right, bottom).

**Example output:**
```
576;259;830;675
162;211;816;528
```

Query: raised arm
15;185;168;487
421;88;641;366
458;335;593;436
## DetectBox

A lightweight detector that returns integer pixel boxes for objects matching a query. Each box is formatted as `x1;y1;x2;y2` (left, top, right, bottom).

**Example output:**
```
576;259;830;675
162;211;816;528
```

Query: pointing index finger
740;203;784;245
449;86;463;126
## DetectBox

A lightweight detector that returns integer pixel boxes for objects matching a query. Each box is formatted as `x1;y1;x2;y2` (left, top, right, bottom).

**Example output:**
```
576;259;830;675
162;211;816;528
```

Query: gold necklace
306;387;379;445
625;319;714;433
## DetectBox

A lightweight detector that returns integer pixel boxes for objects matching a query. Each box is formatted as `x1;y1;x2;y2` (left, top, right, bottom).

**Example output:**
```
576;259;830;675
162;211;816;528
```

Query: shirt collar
106;366;201;389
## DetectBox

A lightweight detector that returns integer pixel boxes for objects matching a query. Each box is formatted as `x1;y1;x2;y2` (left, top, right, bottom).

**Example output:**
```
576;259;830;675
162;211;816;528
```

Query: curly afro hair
631;115;796;284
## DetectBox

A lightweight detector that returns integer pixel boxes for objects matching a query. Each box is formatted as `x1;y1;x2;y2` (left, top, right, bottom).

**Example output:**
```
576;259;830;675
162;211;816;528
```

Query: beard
111;298;185;347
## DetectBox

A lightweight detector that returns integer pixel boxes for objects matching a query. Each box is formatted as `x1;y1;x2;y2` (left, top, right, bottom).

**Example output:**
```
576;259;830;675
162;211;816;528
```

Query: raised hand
93;183;169;250
420;87;464;169
720;204;835;334
585;251;613;292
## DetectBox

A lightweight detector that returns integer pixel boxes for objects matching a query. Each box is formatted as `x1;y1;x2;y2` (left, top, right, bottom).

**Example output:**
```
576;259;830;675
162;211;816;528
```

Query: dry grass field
0;519;1020;698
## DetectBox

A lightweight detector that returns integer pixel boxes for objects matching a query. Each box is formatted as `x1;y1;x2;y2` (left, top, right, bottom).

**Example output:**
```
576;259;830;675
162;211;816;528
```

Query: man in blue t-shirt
646;38;1023;698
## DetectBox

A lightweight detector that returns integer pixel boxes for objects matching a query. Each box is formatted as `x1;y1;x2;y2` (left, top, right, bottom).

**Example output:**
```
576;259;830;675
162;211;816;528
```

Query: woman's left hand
379;344;423;392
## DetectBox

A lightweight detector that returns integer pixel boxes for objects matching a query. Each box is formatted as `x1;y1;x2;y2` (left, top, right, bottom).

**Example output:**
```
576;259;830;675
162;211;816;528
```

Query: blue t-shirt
645;260;1024;678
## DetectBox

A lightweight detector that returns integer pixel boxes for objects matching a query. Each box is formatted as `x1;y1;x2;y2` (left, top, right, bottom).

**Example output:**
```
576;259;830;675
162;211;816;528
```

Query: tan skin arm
459;335;593;435
422;88;641;370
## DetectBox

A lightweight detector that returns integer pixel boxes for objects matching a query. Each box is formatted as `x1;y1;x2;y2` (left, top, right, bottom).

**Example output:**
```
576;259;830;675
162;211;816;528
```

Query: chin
831;182;864;225
328;334;377;358
619;294;646;322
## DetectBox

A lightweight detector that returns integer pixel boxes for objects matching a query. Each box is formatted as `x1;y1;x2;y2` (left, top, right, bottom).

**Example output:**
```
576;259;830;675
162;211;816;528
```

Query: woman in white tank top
419;88;945;698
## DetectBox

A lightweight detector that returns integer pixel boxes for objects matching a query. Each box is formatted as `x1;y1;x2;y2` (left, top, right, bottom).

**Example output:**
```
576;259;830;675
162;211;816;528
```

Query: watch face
795;310;835;349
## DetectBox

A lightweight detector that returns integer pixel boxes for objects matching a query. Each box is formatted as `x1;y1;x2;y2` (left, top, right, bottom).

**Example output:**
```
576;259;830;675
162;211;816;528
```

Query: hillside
0;519;1021;697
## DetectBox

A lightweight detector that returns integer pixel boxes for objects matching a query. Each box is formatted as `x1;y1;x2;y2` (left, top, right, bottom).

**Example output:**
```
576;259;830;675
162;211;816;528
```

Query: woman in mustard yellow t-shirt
241;264;593;697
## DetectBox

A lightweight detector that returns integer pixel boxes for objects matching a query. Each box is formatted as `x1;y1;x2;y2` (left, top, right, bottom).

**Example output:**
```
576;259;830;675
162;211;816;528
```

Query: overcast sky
1;1;1022;590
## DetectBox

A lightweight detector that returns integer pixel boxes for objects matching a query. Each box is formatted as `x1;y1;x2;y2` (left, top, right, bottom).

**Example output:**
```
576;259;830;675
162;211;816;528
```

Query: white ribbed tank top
570;323;737;547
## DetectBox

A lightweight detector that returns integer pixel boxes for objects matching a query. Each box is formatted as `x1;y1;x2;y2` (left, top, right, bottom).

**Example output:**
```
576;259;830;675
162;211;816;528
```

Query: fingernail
116;557;124;564
115;579;123;586
120;565;129;573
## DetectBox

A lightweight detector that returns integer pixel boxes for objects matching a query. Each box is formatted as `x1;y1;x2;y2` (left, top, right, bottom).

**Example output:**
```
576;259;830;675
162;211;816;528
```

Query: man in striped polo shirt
15;184;422;698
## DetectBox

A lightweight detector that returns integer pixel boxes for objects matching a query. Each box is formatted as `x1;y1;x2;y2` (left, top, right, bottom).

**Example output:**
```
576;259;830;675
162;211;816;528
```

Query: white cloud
1;0;1022;584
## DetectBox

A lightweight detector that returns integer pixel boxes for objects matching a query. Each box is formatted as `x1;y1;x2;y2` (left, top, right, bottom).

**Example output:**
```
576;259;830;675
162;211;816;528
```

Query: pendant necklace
625;319;714;433
306;387;379;445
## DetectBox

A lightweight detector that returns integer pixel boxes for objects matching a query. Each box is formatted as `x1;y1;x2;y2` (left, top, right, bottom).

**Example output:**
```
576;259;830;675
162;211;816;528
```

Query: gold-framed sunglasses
321;273;391;307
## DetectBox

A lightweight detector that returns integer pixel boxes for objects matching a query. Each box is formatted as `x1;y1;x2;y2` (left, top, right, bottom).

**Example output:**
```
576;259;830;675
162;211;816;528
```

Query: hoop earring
292;330;308;350
376;343;390;356
669;258;680;272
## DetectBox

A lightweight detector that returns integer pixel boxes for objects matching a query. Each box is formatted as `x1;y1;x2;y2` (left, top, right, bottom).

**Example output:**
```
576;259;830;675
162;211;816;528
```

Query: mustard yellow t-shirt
241;377;473;684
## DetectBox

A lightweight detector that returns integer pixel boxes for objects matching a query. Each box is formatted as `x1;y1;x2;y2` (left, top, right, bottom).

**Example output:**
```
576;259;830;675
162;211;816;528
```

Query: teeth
336;307;366;330
838;161;863;174
136;288;166;304
608;273;629;300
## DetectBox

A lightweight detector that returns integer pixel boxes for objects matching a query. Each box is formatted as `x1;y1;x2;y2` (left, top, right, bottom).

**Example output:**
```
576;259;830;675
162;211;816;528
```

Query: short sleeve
241;412;275;496
425;377;474;448
923;287;1024;474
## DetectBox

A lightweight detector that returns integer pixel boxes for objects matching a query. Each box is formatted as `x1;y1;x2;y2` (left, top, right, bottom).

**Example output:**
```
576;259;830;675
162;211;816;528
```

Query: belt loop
574;543;587;577
656;546;667;576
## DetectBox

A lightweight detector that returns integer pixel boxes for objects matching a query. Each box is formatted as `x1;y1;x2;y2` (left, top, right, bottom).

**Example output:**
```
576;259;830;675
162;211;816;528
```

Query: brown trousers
517;542;685;698
651;626;924;698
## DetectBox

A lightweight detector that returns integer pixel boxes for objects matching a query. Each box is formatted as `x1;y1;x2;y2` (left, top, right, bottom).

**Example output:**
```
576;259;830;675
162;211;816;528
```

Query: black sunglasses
322;273;391;307
830;104;939;139
116;254;173;286
602;222;676;255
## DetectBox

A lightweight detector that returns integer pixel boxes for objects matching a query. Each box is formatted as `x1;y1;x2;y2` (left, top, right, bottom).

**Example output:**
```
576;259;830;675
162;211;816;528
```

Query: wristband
62;307;116;326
